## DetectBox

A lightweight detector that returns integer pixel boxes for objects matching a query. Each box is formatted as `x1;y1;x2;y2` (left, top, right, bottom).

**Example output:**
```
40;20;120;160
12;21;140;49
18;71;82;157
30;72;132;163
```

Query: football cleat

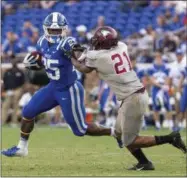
128;161;155;171
169;131;187;154
1;146;28;157
115;137;123;148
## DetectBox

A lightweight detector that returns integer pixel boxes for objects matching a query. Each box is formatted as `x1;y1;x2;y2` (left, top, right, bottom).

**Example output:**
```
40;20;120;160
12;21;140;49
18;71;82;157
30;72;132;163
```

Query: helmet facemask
43;25;68;43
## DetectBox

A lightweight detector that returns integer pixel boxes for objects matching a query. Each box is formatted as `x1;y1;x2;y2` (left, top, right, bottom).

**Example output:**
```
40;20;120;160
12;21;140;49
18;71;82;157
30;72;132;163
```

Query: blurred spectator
28;69;49;87
40;1;57;9
27;30;39;52
65;0;79;5
20;30;31;52
164;9;173;25
2;60;25;126
133;1;149;8
1;1;16;16
125;33;140;54
97;16;105;28
155;15;169;31
2;31;23;60
18;83;35;109
19;21;38;51
179;33;187;53
138;28;154;51
16;83;36;122
75;25;88;45
137;47;154;63
146;25;156;39
87;16;105;40
169;14;182;31
161;32;177;53
183;14;187;26
174;1;187;14
149;0;161;8
159;32;178;62
22;21;37;37
28;0;41;8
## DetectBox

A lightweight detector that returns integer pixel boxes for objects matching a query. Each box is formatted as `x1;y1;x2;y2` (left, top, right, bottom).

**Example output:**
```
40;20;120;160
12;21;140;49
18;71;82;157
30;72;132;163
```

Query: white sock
142;118;146;128
178;122;183;128
156;121;161;128
182;119;186;128
110;127;116;137
17;138;28;149
169;120;173;129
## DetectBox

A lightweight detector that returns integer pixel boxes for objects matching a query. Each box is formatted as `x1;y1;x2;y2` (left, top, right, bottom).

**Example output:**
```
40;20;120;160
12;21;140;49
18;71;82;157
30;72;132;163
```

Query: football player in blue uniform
98;80;117;127
148;51;172;130
1;12;116;157
177;67;187;130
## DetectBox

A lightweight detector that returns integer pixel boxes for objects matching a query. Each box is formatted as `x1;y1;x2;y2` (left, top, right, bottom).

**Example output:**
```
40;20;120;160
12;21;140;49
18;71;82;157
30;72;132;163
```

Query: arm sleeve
85;51;97;68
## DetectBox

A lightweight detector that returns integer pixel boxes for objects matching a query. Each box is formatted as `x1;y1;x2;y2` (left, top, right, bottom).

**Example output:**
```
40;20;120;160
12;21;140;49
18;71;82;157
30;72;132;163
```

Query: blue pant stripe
74;83;87;129
69;85;85;134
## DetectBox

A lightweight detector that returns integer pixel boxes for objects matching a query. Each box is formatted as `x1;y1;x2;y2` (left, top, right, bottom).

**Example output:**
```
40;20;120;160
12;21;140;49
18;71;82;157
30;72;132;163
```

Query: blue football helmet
43;12;68;43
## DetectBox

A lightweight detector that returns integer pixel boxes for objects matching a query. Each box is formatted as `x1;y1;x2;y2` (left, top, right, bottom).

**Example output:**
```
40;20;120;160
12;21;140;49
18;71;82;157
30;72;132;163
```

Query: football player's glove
70;44;87;60
23;52;43;71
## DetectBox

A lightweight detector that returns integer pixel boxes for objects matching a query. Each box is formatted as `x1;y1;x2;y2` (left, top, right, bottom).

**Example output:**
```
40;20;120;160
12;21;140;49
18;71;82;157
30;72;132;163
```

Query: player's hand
71;44;87;61
23;52;43;70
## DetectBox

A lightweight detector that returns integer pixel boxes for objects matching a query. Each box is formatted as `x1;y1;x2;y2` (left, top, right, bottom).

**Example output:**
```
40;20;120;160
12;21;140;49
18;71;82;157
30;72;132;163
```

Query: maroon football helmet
91;26;118;50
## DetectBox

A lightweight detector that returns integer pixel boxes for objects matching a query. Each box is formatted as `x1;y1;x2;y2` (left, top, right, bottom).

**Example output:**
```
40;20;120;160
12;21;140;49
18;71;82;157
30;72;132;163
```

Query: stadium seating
1;0;185;42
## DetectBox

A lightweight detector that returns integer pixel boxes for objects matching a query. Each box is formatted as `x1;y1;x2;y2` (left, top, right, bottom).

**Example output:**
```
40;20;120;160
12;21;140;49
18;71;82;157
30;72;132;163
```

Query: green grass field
1;126;187;177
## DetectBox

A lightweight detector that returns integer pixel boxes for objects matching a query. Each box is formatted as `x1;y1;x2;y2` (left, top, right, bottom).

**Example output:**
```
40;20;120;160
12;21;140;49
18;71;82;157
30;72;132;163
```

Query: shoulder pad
57;36;77;51
36;35;45;49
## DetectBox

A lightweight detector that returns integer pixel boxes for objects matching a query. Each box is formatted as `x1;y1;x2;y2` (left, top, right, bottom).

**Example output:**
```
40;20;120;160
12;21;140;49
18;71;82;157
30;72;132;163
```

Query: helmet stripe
52;12;58;23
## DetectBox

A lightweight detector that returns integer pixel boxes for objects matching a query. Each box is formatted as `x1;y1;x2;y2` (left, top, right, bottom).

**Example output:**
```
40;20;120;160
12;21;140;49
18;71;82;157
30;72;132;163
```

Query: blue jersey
181;67;187;86
36;35;77;88
180;67;187;112
134;67;145;81
148;64;169;93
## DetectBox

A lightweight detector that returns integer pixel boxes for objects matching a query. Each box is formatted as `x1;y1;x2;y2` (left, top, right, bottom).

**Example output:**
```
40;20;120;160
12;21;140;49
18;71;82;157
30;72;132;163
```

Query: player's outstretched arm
71;57;94;73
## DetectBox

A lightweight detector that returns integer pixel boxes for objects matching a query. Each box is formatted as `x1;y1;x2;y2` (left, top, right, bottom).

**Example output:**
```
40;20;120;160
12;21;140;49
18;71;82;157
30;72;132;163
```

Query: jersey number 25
43;59;60;80
111;52;132;74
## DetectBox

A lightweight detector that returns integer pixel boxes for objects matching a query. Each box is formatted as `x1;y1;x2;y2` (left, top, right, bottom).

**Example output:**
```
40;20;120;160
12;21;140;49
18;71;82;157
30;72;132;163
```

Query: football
30;51;43;67
23;51;43;71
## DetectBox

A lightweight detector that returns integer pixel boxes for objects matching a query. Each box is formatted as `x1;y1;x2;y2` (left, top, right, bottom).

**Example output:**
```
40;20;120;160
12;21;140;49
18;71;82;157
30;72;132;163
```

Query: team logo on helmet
101;30;110;37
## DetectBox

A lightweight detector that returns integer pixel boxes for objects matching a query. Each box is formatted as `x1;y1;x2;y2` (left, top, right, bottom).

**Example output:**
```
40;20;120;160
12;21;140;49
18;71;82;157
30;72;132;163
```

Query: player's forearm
71;58;93;73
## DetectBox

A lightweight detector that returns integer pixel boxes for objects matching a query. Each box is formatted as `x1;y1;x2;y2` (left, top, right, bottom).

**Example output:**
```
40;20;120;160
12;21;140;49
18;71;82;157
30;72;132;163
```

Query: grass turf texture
1;126;187;177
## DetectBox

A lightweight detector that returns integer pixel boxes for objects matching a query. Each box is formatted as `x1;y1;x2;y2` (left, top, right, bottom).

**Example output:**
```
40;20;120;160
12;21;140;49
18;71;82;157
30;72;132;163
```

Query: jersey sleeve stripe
39;36;45;46
57;38;65;50
37;36;44;46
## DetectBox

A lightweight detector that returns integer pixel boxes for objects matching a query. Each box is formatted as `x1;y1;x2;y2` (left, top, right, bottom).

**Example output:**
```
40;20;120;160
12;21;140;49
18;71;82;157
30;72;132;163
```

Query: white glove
23;53;42;69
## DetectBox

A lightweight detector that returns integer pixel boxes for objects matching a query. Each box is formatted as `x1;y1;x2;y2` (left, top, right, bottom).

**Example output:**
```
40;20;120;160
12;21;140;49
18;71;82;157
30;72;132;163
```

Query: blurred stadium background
1;0;187;130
